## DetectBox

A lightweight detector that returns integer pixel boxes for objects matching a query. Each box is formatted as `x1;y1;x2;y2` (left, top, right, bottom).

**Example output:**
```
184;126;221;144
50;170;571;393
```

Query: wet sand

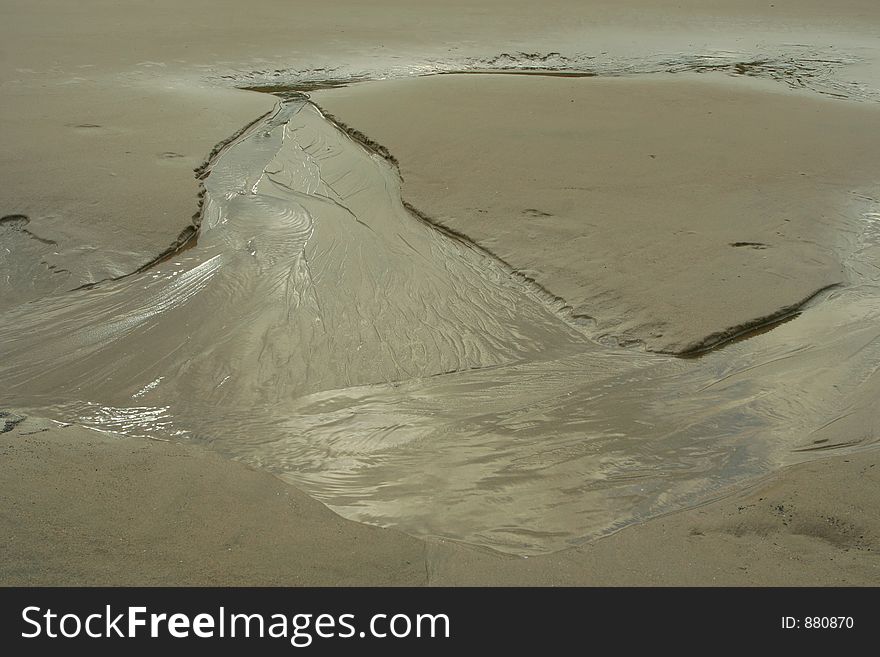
3;91;877;555
2;1;880;583
312;73;880;353
0;84;273;304
3;414;877;585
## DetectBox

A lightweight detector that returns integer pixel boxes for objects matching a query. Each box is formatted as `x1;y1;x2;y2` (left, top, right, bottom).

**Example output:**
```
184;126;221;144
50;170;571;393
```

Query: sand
0;415;425;586
2;0;880;584
3;414;877;586
3;0;878;311
312;73;880;353
3;90;877;556
2;67;274;302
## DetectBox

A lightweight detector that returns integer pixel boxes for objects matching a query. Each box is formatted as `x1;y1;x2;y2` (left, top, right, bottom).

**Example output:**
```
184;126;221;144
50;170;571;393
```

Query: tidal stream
2;94;879;554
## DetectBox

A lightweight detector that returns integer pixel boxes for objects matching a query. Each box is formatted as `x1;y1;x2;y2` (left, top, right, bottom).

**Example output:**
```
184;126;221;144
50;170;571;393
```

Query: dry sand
2;1;880;584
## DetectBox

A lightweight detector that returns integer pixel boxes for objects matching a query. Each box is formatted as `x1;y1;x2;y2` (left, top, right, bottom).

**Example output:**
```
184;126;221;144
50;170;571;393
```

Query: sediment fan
1;86;878;555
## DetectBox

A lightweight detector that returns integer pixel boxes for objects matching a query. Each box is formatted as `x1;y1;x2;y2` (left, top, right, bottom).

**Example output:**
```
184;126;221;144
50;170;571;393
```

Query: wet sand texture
3;83;879;554
312;74;880;353
3;415;878;586
1;0;880;578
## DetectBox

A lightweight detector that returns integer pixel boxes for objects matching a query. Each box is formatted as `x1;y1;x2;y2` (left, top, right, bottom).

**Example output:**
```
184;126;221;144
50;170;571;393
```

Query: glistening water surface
2;94;879;554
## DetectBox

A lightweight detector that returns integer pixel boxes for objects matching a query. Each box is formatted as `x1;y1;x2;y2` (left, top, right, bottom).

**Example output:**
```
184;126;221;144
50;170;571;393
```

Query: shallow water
2;96;879;554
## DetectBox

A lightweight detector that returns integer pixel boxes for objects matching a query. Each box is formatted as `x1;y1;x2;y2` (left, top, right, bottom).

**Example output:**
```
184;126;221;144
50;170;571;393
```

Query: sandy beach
2;1;880;584
3;415;877;585
313;73;880;353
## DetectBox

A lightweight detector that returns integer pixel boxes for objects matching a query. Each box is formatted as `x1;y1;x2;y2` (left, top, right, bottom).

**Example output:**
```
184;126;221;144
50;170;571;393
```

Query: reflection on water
2;99;879;554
